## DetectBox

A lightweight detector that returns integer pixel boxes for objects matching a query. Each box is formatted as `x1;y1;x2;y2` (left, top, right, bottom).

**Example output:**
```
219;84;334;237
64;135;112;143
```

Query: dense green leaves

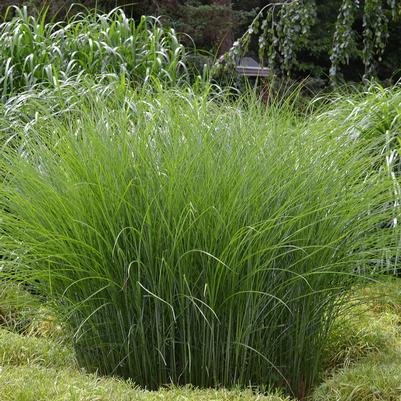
330;0;358;82
3;2;401;85
215;0;400;84
0;6;188;99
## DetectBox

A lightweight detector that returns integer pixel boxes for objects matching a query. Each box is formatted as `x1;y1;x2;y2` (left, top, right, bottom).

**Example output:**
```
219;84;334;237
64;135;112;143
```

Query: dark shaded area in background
1;1;400;86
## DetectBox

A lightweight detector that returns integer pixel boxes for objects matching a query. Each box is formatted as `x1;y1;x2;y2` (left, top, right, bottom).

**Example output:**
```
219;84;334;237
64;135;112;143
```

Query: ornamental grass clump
0;6;187;99
317;84;401;179
0;82;399;399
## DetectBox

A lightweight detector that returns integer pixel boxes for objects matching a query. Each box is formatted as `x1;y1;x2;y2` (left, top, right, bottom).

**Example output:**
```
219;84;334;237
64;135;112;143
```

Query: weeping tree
214;0;401;84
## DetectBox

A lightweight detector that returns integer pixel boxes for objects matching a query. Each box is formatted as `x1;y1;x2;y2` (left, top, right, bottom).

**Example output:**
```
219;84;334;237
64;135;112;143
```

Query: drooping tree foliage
215;0;401;84
330;0;400;82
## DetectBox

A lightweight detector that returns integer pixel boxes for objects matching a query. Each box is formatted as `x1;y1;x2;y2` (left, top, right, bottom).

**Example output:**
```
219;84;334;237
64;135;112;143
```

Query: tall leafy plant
0;6;188;99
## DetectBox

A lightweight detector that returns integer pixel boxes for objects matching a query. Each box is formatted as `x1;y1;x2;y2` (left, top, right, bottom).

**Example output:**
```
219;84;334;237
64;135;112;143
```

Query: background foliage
0;7;188;99
2;1;401;86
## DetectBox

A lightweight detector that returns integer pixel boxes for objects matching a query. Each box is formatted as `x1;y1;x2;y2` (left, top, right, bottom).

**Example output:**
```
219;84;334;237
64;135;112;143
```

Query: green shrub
0;82;399;399
0;6;188;100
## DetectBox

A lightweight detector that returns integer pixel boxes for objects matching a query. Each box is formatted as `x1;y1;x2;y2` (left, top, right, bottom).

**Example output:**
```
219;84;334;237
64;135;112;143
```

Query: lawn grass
0;364;291;401
0;320;290;401
323;280;401;371
312;277;401;401
312;349;401;401
0;327;74;368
